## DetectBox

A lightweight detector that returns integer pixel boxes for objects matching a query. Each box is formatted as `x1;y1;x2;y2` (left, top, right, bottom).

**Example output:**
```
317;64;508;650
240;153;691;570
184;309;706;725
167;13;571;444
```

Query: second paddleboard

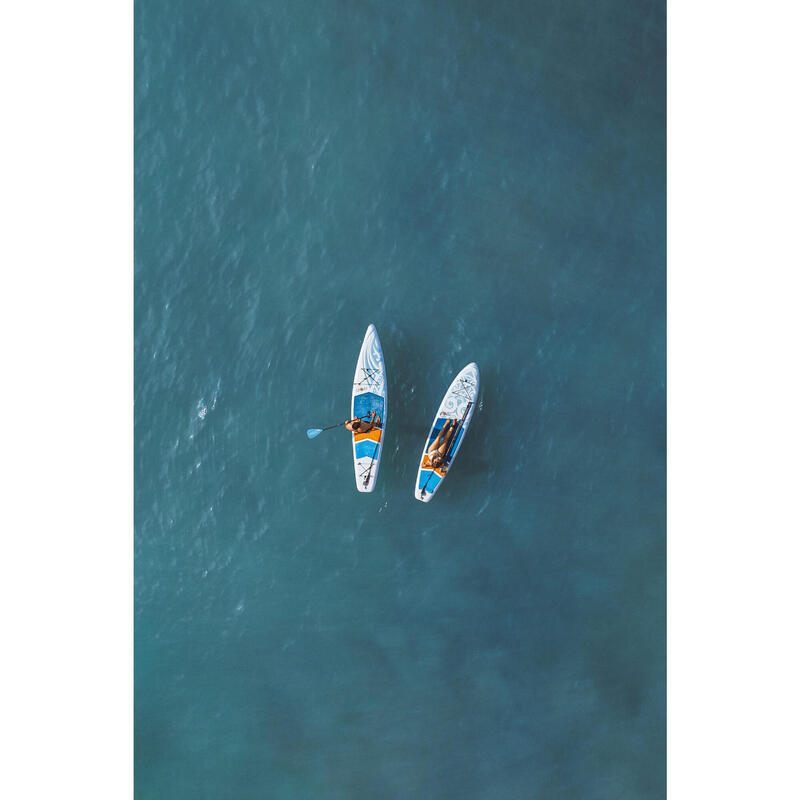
415;362;479;502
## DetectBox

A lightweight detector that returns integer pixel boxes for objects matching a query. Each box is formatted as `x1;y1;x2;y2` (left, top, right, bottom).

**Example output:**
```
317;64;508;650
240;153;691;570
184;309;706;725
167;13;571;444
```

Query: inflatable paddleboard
351;324;387;492
415;362;479;502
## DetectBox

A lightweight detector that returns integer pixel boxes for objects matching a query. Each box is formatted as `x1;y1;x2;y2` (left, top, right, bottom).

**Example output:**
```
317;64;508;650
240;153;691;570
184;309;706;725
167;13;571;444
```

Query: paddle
307;412;377;439
306;421;348;439
420;401;472;498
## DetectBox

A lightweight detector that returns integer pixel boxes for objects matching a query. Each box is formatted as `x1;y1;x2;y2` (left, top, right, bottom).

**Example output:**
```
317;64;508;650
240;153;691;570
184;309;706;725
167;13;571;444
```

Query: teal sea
135;0;665;797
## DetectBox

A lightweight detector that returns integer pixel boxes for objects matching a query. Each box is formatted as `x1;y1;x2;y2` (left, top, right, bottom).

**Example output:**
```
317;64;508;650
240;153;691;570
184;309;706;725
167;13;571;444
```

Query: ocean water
134;0;665;797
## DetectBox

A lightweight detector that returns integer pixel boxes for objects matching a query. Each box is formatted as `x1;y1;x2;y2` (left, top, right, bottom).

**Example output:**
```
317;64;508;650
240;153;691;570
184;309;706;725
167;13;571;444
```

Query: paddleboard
415;362;479;502
351;324;387;492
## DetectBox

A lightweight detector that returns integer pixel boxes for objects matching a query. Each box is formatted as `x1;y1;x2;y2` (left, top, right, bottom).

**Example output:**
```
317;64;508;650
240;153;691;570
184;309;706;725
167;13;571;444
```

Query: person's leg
434;419;455;452
428;420;450;454
434;419;455;455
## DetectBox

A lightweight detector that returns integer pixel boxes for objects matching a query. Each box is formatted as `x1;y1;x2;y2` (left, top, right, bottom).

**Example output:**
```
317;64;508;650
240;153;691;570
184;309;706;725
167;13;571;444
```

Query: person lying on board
345;411;381;434
426;418;457;470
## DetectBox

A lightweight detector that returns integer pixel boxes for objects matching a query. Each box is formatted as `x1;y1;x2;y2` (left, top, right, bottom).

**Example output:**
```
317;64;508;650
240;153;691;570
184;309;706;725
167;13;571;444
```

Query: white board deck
351;324;387;492
415;362;479;502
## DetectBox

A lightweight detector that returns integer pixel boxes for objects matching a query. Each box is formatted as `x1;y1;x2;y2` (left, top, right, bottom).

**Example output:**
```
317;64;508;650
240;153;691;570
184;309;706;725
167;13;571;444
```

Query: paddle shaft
316;415;368;434
322;421;348;432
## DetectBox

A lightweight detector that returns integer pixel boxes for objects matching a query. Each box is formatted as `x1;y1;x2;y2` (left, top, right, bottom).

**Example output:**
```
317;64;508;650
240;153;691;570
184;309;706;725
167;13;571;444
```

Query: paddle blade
306;428;323;439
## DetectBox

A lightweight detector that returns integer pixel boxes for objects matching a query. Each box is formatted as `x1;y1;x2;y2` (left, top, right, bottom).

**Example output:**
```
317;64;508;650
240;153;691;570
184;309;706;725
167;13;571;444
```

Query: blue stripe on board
418;469;441;492
355;440;380;460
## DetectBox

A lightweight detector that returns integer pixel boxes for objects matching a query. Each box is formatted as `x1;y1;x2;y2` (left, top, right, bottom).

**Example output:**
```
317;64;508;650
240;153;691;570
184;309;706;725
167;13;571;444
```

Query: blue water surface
135;0;665;797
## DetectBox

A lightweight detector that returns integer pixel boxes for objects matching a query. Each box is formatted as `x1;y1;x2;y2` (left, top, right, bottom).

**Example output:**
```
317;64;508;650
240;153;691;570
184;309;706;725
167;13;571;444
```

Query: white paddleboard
351;324;387;492
415;363;479;502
